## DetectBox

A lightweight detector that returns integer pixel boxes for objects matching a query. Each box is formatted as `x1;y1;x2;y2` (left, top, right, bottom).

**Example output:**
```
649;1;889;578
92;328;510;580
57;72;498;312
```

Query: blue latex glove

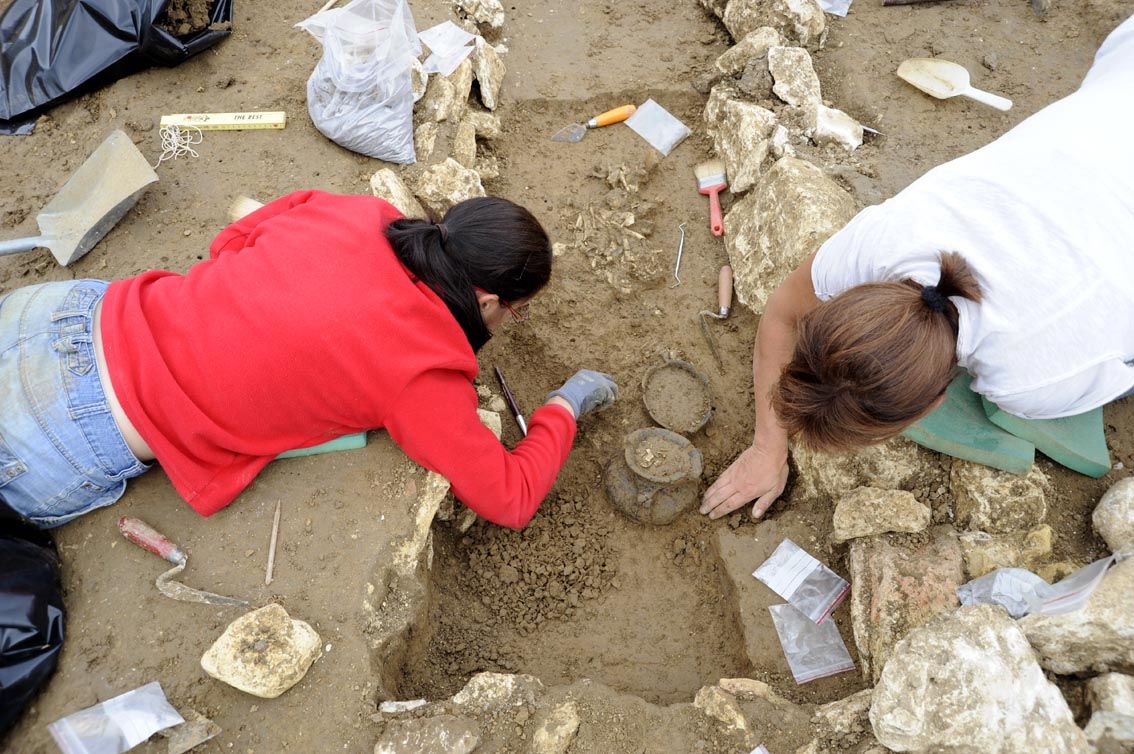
548;370;619;418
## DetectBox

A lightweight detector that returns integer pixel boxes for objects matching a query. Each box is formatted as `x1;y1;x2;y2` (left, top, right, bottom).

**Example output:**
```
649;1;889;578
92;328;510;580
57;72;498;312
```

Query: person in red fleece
0;190;618;529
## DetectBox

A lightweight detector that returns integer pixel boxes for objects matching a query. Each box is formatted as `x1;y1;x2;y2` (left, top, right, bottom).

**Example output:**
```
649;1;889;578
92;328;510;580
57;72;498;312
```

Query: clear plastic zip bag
769;604;855;684
754;539;850;623
48;682;183;754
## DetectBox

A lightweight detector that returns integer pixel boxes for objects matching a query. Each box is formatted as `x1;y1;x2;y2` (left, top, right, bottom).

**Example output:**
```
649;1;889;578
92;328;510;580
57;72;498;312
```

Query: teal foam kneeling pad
277;432;368;460
982;399;1110;478
902;372;1035;475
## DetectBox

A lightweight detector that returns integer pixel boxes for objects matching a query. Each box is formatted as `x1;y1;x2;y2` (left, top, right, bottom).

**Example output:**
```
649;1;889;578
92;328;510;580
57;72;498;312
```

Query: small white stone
809;105;863;152
200;604;321;699
1094;477;1134;552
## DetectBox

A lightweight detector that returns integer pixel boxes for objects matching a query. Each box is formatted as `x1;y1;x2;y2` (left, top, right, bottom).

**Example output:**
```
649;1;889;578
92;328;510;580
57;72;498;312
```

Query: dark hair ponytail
386;197;552;351
773;251;982;452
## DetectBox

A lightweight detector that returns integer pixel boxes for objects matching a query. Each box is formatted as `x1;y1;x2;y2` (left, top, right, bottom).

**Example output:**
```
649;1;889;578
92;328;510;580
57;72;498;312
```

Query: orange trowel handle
588;105;637;129
118;516;187;565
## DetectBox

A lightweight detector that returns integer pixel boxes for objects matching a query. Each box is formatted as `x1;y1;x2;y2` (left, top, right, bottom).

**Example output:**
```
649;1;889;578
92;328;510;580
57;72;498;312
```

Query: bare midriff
92;300;156;462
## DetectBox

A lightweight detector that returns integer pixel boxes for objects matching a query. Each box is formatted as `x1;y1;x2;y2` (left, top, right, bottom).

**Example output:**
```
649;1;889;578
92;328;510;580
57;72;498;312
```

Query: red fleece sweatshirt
99;190;576;528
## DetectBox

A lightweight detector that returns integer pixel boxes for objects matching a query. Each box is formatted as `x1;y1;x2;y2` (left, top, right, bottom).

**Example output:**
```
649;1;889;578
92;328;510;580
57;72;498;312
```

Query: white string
152;125;203;168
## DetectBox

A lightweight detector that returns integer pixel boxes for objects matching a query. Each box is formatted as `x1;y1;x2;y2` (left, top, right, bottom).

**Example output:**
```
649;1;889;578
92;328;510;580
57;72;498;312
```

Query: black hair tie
435;223;449;245
921;285;949;313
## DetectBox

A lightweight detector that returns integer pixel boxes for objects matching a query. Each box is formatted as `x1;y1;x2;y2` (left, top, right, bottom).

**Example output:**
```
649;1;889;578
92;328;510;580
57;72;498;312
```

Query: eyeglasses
502;300;531;323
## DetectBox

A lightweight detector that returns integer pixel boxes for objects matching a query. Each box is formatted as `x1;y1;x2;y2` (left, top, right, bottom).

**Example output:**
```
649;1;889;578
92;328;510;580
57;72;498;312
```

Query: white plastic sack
297;0;420;163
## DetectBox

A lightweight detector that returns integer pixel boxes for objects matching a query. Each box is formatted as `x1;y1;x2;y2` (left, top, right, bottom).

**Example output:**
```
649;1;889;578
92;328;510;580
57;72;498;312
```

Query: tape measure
159;111;287;131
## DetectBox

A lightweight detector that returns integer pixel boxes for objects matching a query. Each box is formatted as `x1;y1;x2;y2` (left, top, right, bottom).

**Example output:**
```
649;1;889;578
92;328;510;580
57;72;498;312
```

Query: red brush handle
708;187;724;236
118;516;186;565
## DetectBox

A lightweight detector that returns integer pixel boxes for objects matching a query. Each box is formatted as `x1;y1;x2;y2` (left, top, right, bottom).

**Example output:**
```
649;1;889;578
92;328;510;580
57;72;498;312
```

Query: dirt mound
156;0;214;37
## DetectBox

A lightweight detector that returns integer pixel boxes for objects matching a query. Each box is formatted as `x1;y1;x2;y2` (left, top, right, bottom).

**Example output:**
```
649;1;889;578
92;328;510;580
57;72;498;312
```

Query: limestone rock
411;158;486;217
1085;673;1134;751
475;154;500;181
472;38;506;110
453;118;478;168
768;46;821;108
952;461;1048;534
791;436;926;503
870;605;1092;753
849;530;964;683
809;105;864;152
722;0;826;48
374;715;480;754
699;0;728;20
411;58;428;102
709;99;777;194
715;27;786;76
810;689;875;751
694;685;749;733
737;58;774;99
832;487;931;544
419;76;456;123
704;83;739;130
530;702;580;754
414;122;439;163
958;525;1053;579
370;169;426;218
452;672;544;712
200;604;321;698
1095;477;1134;552
464;110;502;139
725;156;856;314
769;124;794;159
448;59;475;122
456;0;504;29
718;677;786;705
1020;557;1134;675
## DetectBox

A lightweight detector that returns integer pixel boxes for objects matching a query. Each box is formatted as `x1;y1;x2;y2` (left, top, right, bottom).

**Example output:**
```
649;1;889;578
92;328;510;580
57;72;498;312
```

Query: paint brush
694;159;728;236
494;366;528;436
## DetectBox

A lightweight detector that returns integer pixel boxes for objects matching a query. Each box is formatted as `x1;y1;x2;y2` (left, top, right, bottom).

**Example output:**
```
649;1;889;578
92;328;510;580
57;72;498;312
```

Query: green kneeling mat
982;398;1110;478
276;432;368;460
902;372;1035;475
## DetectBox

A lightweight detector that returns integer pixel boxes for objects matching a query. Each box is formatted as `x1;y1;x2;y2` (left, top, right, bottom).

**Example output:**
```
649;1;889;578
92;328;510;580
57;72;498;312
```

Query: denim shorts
0;280;149;528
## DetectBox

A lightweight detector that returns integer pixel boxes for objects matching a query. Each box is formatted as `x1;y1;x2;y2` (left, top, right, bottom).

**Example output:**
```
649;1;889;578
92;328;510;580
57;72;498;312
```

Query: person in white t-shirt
700;13;1134;521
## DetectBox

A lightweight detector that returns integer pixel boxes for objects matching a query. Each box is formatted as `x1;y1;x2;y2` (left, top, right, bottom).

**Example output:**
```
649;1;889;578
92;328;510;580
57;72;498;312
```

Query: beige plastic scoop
897;58;1013;111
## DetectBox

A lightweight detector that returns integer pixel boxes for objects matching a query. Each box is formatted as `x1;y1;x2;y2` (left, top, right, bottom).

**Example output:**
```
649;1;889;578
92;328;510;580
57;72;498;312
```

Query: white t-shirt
812;15;1134;420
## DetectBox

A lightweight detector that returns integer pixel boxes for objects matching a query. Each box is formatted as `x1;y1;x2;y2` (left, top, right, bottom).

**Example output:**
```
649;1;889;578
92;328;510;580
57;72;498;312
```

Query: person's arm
383;371;579;529
208;190;322;258
701;253;822;520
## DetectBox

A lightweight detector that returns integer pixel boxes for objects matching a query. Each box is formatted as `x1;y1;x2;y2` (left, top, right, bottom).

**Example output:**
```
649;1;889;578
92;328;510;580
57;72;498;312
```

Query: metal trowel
118;516;249;608
699;265;734;374
551;104;637;142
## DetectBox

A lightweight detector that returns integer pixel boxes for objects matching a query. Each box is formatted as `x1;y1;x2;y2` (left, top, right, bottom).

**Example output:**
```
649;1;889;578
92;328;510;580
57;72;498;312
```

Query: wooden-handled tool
551;105;638;143
699;265;734;373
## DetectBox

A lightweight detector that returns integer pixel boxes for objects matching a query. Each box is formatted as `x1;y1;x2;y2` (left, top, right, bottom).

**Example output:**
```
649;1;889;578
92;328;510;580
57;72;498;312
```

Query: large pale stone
411;158;486;217
530;702;580;754
723;0;826;48
1020;557;1134;675
370;169;426;218
374;715;480;754
958;525;1053;578
833;487;930;544
849;530;964;683
791;437;926;503
870;605;1092;754
447;59;475;123
804;689;876;752
411;58;428;102
456;0;504;29
725;156;856;314
452;118;478;169
768;46;821;108
699;0;728;20
452;672;544;712
715;27;786;76
1085;673;1134;751
472;38;506;110
709;99;777;194
419;75;456;123
464;110;502;139
1095;477;1134;552
952;461;1048;534
414;122;439;162
694;686;749;733
809;105;863;152
200;604;321;698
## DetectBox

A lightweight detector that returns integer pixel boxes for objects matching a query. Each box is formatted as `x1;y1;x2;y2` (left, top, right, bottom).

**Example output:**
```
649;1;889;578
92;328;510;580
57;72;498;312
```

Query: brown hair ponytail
773;251;982;451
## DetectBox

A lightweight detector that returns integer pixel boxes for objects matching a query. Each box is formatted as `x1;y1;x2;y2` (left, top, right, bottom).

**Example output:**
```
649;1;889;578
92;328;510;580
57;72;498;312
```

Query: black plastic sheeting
0;501;66;737
0;0;233;131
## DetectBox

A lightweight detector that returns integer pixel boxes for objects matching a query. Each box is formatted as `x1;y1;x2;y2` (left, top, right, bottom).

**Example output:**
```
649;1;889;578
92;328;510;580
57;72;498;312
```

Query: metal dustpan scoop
897;58;1012;112
0;130;158;266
